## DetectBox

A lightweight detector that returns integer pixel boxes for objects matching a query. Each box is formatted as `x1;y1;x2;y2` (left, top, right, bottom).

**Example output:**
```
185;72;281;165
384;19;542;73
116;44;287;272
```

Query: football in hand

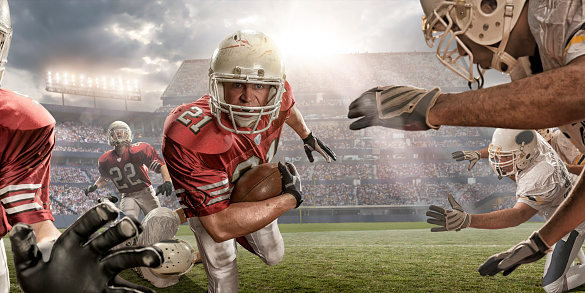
230;163;282;203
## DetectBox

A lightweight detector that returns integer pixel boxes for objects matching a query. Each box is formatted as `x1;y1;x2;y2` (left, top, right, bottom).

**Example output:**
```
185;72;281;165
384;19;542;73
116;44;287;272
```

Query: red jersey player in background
0;0;164;291
85;120;173;220
163;30;337;293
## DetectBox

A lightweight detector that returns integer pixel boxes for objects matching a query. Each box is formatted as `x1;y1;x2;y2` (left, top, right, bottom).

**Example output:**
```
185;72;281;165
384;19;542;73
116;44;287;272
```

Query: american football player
431;129;585;292
85;120;173;219
347;0;585;274
0;0;163;291
162;29;336;292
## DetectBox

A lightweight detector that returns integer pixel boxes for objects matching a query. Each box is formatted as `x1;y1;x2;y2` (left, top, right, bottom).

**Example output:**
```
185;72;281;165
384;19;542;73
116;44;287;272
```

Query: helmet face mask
107;121;132;147
209;30;286;135
420;0;527;85
488;129;539;179
0;0;12;85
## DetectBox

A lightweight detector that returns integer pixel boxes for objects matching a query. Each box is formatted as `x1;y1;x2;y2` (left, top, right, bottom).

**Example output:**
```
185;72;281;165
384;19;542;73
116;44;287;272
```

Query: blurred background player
430;129;585;292
453;128;584;176
0;0;163;291
84;120;173;220
162;30;336;292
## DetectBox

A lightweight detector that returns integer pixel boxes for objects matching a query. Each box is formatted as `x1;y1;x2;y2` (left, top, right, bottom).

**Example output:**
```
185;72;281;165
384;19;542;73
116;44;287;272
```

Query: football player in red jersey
85;120;174;220
162;30;336;292
0;0;163;291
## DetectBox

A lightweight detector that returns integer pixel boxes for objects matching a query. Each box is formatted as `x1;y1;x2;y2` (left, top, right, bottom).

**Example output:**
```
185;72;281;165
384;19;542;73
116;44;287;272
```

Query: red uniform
162;82;295;218
98;143;165;193
0;89;55;238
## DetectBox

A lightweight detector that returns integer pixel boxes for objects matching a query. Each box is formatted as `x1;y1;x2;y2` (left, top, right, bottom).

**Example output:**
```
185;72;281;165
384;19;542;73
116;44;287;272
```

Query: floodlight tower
45;71;141;111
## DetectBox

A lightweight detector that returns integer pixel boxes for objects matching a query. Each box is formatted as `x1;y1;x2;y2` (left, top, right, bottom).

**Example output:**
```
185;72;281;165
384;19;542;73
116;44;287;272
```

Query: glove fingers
285;162;299;177
502;265;519;276
89;216;142;254
428;205;446;214
318;142;337;161
278;161;291;177
468;160;478;171
8;223;39;270
349;115;377;130
448;194;464;210
430;226;448;232
348;89;377;118
478;256;503;276
102;246;163;276
106;275;157;293
61;202;119;246
304;147;315;162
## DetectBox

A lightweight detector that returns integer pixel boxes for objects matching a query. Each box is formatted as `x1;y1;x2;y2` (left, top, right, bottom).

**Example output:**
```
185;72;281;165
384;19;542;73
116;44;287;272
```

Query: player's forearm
285;106;311;139
30;220;61;243
470;208;533;230
95;177;108;189
428;64;585;129
566;164;584;175
201;195;296;242
160;165;172;182
539;171;585;244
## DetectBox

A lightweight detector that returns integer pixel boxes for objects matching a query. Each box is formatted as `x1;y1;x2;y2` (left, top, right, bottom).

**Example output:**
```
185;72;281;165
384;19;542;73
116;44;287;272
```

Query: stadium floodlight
45;71;141;109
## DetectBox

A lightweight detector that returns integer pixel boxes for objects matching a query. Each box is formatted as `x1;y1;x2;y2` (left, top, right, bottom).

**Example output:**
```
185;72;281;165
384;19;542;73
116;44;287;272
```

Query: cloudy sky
3;0;441;112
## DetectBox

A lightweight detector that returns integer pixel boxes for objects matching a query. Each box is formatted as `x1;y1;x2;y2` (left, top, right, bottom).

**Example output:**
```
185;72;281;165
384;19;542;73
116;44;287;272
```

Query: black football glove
156;181;173;197
278;162;303;208
348;86;441;131
9;202;164;293
84;184;97;196
302;132;337;163
478;231;551;277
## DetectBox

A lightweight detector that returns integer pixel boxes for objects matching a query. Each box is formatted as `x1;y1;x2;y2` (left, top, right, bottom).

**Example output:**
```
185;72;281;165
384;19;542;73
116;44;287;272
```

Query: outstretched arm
429;55;585;129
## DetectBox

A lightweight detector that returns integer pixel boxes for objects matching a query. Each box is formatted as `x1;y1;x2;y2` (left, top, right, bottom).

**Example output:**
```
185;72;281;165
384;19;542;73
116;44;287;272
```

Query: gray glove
426;194;471;232
452;150;482;171
478;231;551;276
348;86;441;131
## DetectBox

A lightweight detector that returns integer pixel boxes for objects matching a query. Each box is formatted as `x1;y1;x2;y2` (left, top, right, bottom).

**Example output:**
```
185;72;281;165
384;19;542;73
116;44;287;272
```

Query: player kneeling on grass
429;129;585;293
100;201;203;288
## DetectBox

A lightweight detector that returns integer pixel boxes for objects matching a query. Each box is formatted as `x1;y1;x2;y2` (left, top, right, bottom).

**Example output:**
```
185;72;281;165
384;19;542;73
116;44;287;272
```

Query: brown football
230;163;282;203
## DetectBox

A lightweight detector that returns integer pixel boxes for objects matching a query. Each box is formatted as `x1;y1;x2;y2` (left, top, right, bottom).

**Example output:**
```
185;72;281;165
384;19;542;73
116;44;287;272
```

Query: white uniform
550;129;585;166
528;0;585;153
516;135;585;292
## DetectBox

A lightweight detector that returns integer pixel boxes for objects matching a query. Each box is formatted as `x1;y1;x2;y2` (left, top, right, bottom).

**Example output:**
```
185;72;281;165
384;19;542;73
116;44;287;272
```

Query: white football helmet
107;121;132;147
209;30;286;134
536;128;554;142
150;238;197;276
0;0;12;85
488;128;539;179
420;0;526;84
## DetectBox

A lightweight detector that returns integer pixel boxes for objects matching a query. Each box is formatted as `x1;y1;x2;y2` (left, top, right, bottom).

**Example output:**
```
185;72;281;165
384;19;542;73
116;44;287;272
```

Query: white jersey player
432;129;585;293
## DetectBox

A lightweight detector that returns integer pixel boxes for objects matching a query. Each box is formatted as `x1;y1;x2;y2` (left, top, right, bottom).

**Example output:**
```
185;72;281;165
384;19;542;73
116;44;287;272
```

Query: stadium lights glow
45;71;141;101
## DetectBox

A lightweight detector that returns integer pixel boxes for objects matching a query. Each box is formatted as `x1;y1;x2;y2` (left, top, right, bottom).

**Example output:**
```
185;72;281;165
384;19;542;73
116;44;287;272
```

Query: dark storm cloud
2;0;432;111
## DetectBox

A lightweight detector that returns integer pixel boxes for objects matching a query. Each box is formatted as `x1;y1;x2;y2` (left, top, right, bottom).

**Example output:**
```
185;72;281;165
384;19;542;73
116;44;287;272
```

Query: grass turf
6;222;585;292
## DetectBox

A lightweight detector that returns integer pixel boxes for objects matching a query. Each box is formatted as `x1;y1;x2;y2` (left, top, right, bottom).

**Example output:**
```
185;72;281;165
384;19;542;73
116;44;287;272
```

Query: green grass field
6;222;585;292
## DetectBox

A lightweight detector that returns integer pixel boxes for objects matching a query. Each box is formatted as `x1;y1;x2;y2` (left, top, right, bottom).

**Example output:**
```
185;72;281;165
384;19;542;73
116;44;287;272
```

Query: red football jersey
162;82;295;218
0;89;56;237
98;142;165;193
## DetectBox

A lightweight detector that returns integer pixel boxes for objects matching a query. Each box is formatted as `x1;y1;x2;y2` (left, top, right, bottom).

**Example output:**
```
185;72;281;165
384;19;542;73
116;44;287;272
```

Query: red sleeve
280;81;295;112
0;97;56;237
162;137;230;218
133;143;165;173
97;155;110;179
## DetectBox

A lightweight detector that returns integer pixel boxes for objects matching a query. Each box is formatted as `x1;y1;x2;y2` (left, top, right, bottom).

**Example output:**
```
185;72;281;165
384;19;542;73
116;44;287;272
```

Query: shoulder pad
98;150;114;163
128;142;153;154
163;98;233;154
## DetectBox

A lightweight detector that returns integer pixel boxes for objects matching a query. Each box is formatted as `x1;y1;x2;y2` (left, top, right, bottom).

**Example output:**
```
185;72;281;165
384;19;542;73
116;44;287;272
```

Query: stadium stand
46;52;516;223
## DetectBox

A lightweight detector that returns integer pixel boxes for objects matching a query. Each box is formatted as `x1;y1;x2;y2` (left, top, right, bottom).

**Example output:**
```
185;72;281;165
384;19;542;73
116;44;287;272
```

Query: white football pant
189;217;284;293
120;185;161;219
0;239;8;293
